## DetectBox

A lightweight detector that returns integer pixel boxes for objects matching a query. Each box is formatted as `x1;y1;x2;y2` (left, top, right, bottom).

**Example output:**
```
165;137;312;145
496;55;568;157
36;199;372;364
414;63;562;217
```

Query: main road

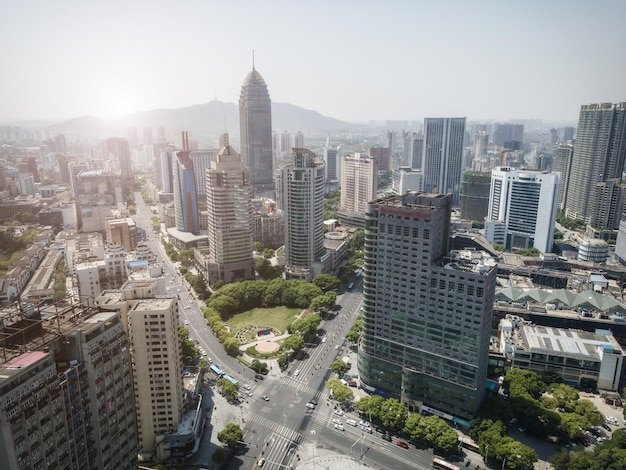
132;192;441;470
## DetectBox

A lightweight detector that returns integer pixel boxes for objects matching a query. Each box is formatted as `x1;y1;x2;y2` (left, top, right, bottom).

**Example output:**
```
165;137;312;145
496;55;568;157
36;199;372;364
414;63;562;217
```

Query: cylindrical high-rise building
276;148;326;281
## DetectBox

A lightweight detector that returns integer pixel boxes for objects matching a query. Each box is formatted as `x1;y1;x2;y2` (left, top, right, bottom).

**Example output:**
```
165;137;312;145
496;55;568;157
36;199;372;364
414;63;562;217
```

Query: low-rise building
498;315;624;391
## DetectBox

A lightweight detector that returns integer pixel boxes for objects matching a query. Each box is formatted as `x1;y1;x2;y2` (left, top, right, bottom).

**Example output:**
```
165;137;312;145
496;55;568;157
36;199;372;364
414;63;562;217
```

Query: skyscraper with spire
239;60;273;186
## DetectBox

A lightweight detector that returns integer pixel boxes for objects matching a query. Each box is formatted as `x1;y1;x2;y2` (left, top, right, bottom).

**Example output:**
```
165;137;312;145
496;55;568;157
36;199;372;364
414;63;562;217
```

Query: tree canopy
217;423;243;448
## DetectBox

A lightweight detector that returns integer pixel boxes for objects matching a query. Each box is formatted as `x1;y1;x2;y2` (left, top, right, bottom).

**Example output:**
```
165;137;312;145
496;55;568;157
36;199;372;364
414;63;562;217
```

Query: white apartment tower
340;153;378;213
205;139;255;283
276;148;327;281
485;167;560;253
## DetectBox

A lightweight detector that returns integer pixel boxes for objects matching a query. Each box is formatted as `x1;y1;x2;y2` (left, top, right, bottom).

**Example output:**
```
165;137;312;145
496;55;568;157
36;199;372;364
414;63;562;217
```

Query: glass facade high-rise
565;103;626;224
358;192;496;419
172;148;199;233
422;118;466;204
239;67;273;186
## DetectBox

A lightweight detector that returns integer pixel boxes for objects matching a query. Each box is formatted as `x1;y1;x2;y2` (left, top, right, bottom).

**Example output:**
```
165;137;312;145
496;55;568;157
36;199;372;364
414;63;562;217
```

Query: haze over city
2;0;625;124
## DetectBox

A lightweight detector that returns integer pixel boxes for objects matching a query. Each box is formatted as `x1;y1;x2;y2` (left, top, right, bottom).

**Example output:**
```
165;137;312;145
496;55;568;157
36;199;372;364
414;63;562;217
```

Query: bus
210;364;224;377
222;374;238;385
432;457;460;470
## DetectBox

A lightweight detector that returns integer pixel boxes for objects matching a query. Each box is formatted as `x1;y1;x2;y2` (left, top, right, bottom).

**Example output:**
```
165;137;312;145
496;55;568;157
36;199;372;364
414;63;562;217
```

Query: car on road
346;419;357;426
244;384;252;390
381;433;392;442
375;426;385;433
333;409;344;416
332;419;342;425
294;369;300;377
195;340;199;344
602;423;612;432
518;427;526;433
334;424;344;431
256;457;265;467
335;345;340;350
310;398;318;406
261;395;269;401
306;403;315;409
321;337;327;343
255;374;264;380
396;441;409;449
184;320;189;325
359;420;370;427
247;391;253;397
361;426;372;434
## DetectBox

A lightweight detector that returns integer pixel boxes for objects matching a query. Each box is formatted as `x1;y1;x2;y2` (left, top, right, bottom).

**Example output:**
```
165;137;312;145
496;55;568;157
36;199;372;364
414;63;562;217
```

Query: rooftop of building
131;298;173;312
0;302;117;366
502;316;623;359
438;249;496;275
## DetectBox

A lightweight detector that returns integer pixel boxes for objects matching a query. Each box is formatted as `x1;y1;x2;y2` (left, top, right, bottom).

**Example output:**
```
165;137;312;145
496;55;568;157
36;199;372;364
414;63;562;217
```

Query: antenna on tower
252;49;255;70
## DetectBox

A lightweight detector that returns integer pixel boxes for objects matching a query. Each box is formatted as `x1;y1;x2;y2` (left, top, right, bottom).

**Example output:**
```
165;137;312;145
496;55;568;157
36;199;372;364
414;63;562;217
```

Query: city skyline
2;1;625;124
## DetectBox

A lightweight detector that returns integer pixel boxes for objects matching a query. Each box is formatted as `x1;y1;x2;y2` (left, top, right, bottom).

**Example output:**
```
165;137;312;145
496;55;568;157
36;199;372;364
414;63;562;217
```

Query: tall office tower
157;126;166;143
410;133;423;169
172;132;199;233
239;66;273;186
369;146;391;172
589;179;625;232
340;154;378;213
460;171;492;224
549;128;558;145
0;165;7;191
474;131;489;160
358;192;496;419
563;126;575;142
387;130;397;154
553;143;574;210
24;156;39;182
294;130;304;148
127;126;138;150
280;131;291;156
272;132;280;157
205;140;255;284
565;103;626;224
276;148;326;281
493;123;524;148
402;131;412;166
16;175;35;196
143;127;153;146
68;161;89;197
323;146;339;181
159;146;175;193
190;149;218;198
152;142;168;190
57;156;70;184
422;117;466;204
485;167;560;253
103;137;133;180
55;133;67;154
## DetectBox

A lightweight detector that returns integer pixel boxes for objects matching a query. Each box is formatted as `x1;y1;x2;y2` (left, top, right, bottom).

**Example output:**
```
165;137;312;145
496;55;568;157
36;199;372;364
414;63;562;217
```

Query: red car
396;441;409;449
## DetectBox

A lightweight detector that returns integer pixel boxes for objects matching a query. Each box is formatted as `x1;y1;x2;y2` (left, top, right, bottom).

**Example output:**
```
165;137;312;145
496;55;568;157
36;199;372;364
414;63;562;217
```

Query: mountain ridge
38;101;361;144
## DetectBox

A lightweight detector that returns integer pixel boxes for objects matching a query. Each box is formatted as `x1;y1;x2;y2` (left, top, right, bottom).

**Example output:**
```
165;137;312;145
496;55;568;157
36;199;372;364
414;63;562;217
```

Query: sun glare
103;89;135;120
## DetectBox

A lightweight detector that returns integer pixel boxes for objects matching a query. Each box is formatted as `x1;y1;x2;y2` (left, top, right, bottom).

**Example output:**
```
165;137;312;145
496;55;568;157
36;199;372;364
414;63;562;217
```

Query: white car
359;420;370;427
332;418;342;425
333;409;344;416
334;424;344;431
306;403;315;409
346;419;357;426
184;320;189;325
294;369;300;377
244;384;252;390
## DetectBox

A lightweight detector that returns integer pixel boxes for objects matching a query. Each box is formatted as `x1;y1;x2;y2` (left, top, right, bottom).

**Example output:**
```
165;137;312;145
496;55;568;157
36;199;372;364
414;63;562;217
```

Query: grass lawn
229;306;300;334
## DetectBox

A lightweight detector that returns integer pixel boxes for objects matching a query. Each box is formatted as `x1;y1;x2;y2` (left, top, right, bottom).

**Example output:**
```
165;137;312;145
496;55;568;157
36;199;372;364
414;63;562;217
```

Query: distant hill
42;101;359;145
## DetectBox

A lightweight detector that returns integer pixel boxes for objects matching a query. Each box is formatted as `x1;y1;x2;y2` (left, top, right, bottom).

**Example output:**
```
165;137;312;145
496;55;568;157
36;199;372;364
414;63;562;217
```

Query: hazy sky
2;0;625;124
